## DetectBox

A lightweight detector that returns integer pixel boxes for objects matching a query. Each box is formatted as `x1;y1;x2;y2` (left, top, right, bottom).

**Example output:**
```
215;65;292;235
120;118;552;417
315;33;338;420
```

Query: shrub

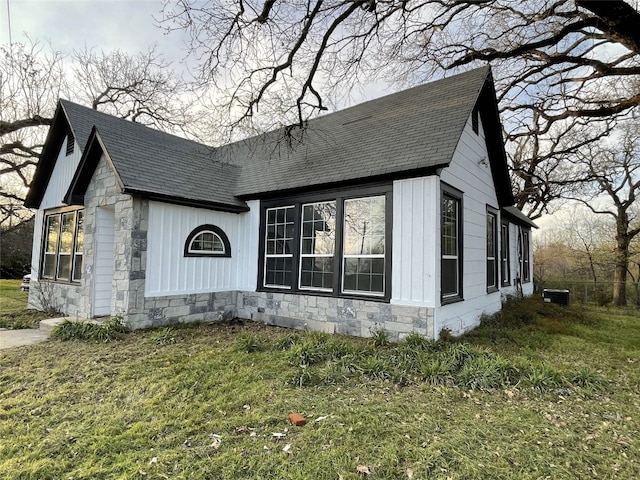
51;316;129;342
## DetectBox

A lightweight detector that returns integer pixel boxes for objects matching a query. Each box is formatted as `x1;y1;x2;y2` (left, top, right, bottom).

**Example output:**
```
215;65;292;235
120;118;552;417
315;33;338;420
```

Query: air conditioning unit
543;289;570;306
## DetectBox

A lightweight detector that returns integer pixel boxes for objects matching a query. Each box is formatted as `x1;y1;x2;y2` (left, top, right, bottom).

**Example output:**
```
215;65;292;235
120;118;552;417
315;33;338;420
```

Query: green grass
0;279;50;329
0;298;638;479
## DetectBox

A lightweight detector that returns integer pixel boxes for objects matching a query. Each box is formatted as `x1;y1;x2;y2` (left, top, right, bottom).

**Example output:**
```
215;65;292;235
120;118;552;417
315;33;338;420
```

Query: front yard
0;296;638;479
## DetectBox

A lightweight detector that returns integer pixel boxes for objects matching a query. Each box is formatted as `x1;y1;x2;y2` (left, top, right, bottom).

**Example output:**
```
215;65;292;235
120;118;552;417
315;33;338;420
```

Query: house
24;66;536;340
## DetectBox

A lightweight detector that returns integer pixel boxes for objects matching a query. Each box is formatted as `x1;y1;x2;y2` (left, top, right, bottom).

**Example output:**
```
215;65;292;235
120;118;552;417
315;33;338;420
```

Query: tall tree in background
0;39;200;225
565;114;640;306
161;0;640;218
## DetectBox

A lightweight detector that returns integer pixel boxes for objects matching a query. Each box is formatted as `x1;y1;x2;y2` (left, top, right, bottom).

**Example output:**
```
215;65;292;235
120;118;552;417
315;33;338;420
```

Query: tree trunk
612;215;630;306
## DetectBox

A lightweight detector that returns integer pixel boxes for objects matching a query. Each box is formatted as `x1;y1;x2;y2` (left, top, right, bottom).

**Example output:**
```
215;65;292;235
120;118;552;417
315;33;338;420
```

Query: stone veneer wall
124;290;433;341
237;292;434;341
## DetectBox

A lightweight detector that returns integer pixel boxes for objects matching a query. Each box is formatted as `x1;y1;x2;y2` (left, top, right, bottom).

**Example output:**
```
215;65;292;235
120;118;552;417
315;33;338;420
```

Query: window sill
487;286;499;294
257;286;390;303
441;295;464;306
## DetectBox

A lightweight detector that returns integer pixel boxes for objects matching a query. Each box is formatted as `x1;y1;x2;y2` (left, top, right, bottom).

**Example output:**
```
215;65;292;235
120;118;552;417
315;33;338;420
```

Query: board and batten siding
436;112;502;337
145;200;259;297
30;136;82;278
391;175;439;307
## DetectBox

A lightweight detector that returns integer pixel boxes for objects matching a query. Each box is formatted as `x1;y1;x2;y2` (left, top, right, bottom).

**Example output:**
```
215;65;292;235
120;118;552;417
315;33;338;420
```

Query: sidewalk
0;318;64;350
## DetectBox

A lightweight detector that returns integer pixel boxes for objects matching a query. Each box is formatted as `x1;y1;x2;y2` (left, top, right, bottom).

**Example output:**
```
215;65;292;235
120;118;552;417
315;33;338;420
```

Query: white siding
391;176;439;306
145;200;259;296
29;137;81;284
435;114;502;337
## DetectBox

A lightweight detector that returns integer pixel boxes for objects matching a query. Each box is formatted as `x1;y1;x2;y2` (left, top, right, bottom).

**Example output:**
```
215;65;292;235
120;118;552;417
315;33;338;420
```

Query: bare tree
564;115;640;306
1;39;204;224
0;39;67;221
160;0;640;218
72;45;197;135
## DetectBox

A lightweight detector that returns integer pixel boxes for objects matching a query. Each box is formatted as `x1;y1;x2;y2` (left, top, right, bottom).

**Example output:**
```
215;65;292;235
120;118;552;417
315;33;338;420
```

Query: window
500;220;510;286
184;224;231;257
441;185;463;302
342;196;386;295
259;187;391;300
41;208;84;282
264;206;295;288
299;201;336;291
521;230;531;283
486;208;498;291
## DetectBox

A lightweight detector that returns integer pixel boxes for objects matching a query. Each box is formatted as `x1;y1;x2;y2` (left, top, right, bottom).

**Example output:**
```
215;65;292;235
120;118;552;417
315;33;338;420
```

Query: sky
1;0;188;63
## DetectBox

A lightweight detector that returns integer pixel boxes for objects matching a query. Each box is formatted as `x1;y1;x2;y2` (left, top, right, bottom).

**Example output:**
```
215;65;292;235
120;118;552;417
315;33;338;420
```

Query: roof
227;66;503;198
25;66;519;214
25;100;246;211
502;206;538;229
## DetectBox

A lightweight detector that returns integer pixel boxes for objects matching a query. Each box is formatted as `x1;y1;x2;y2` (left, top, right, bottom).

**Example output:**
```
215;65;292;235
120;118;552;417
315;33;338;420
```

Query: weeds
51;316;129;342
152;327;177;345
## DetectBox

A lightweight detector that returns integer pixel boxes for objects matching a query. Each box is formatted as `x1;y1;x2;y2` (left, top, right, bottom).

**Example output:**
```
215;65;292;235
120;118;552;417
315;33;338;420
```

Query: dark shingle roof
29;66;517;214
60;100;246;210
226;66;491;196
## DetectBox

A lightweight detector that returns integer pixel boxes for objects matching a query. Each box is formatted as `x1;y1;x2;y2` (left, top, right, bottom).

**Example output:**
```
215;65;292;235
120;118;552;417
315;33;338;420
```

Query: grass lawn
0;298;638;479
0;280;50;329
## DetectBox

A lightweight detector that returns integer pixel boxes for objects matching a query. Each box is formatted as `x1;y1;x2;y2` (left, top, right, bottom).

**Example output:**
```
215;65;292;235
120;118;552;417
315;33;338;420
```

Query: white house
25;66;536;340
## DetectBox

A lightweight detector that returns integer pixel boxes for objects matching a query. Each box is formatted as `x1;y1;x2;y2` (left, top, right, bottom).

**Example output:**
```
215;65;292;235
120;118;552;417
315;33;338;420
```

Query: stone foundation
237;291;434;341
119;290;434;341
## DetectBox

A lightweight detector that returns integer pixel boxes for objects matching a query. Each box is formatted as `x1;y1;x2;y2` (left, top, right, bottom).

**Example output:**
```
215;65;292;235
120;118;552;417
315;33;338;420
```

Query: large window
441;186;463;302
259;187;391;300
41;208;84;282
342;196;386;295
486;209;498;291
500;220;510;286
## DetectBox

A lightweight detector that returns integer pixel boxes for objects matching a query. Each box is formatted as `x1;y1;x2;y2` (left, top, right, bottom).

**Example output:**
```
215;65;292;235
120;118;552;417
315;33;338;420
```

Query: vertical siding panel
392;176;437;306
146;201;257;296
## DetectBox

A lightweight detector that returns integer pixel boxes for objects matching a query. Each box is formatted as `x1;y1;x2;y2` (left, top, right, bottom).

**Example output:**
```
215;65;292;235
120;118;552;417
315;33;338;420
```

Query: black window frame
500;219;510;286
184;224;231;258
440;183;464;304
521;229;531;283
257;184;393;302
40;206;84;283
486;206;499;292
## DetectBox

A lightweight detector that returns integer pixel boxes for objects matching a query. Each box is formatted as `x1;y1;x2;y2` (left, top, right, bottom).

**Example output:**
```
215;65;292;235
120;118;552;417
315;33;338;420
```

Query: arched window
184;225;231;257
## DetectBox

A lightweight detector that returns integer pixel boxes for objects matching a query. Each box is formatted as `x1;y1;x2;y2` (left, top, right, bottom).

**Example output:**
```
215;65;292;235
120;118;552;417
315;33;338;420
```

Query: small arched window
184;225;231;257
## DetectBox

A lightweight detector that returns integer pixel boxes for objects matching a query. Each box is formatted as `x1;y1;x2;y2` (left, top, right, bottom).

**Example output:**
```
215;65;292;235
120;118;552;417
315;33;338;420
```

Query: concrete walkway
0;318;65;350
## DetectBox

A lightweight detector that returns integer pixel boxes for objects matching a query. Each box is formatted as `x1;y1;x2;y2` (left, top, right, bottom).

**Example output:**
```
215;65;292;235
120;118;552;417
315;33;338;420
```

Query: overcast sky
1;0;188;62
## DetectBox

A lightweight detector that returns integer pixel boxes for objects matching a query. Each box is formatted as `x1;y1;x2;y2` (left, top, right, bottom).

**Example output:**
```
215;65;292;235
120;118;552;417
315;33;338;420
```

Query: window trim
184;224;231;257
500;219;510;286
40;206;84;283
440;183;464;304
486;206;499;293
257;184;392;302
